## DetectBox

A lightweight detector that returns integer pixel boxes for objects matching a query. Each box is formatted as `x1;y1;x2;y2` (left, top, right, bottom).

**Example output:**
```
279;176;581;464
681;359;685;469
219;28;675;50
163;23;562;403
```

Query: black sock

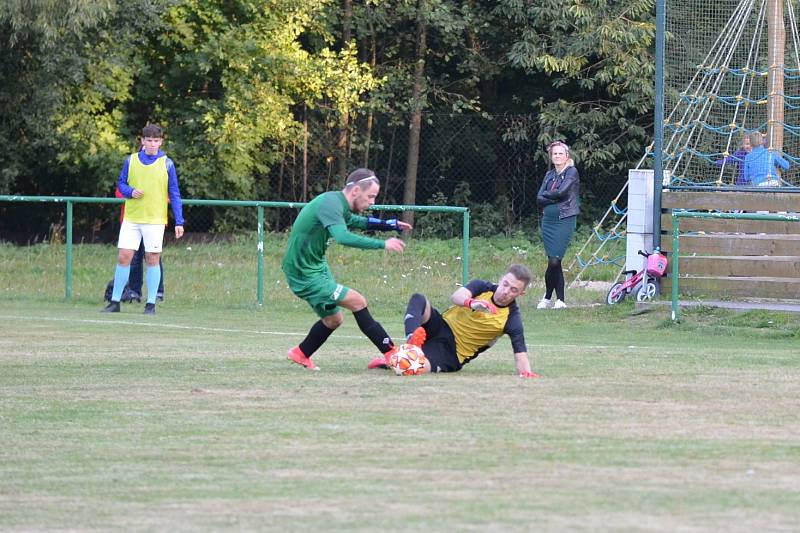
353;307;393;354
298;320;335;357
555;268;565;301
544;263;558;299
404;293;427;337
544;256;563;300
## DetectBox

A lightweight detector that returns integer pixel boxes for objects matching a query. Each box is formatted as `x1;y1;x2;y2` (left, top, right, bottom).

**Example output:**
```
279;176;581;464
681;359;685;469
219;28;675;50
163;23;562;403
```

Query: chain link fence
0;114;628;244
663;0;800;189
259;113;628;239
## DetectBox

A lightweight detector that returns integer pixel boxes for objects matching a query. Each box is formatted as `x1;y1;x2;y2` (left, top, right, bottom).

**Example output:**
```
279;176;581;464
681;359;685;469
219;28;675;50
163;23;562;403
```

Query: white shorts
118;221;165;253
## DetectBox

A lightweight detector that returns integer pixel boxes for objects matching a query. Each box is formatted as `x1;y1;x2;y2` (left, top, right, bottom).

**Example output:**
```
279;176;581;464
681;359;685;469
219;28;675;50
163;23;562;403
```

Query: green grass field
1;238;799;531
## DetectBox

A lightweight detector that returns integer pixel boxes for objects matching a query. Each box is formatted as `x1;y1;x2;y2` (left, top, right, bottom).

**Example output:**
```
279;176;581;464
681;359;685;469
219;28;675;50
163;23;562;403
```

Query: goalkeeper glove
367;217;402;232
463;298;497;314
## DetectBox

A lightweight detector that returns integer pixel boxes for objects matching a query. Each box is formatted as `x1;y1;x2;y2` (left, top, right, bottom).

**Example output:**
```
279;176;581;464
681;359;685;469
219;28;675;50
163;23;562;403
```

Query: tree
402;1;429;226
350;0;481;214
0;0;119;195
500;0;655;181
335;0;354;180
1;0;659;236
0;0;379;207
131;0;380;203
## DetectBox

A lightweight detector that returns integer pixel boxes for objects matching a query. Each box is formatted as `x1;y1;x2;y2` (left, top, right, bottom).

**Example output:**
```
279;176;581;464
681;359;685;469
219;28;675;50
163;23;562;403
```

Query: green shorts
287;272;350;318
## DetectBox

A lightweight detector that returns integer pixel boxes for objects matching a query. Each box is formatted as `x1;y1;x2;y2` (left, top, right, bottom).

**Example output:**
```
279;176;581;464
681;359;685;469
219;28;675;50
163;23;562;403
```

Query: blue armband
367;217;401;232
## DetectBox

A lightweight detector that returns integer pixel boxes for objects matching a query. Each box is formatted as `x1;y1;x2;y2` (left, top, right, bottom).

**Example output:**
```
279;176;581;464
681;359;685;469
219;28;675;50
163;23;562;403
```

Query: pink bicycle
606;249;669;304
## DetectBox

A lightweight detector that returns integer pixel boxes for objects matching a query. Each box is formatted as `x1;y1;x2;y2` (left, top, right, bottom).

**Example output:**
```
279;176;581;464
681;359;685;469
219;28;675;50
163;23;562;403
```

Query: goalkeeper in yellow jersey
369;264;538;377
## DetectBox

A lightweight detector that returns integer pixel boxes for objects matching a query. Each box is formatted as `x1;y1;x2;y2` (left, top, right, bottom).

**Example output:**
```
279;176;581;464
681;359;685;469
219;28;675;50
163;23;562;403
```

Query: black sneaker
144;303;156;315
101;301;121;313
126;290;142;303
156;292;164;302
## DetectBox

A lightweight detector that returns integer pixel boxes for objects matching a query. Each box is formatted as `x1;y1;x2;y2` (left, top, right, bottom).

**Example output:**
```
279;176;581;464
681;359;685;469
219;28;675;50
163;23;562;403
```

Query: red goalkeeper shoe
287;346;319;371
407;326;427;348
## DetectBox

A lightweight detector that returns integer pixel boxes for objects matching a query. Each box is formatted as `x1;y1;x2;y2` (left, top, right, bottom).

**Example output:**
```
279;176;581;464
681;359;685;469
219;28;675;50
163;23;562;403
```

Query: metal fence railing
0;195;470;304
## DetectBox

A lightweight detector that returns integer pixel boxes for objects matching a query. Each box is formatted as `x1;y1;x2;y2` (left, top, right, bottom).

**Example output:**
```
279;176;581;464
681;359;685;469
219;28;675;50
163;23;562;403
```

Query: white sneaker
553;299;567;309
536;298;553;309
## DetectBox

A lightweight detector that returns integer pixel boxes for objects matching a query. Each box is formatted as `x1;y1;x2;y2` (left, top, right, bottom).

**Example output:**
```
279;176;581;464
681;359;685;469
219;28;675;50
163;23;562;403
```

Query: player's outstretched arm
450;287;473;307
515;352;538;378
384;237;405;253
367;217;413;232
451;287;497;313
464;298;497;314
329;224;385;250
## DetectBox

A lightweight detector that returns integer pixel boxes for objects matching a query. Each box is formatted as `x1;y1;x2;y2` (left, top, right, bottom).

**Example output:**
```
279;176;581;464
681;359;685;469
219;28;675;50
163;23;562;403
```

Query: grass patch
0;234;620;308
657;307;800;339
1;238;799;530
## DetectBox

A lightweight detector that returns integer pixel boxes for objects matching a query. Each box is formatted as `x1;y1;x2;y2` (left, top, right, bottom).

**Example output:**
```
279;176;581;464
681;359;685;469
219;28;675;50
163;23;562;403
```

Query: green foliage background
0;0;655;236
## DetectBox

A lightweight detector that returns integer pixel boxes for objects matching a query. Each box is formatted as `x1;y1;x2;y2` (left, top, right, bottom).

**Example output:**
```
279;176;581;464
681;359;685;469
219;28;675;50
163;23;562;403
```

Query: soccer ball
389;343;428;376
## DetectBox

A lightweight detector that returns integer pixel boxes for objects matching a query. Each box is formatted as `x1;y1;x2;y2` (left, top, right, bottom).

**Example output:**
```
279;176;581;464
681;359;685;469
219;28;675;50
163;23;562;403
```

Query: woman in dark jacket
536;141;580;309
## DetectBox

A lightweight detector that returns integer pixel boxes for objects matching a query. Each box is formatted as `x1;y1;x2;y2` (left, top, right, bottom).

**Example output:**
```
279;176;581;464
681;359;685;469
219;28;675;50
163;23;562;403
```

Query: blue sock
146;264;161;304
111;265;131;302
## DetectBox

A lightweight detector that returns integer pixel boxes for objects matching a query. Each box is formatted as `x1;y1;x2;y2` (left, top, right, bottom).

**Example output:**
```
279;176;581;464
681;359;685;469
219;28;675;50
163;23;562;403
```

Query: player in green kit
282;168;412;371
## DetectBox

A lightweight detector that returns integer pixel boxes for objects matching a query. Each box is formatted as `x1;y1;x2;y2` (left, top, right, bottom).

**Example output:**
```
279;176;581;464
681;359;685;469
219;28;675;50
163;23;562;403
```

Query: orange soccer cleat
407;326;427;348
287;346;320;371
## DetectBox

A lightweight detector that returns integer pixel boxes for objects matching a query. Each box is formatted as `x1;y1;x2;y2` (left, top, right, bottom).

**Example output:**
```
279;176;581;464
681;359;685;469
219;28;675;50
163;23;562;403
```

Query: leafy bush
414;182;523;238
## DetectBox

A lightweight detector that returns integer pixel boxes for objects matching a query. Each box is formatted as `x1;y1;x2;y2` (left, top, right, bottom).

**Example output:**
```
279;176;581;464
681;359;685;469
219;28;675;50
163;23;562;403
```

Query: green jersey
282;191;384;281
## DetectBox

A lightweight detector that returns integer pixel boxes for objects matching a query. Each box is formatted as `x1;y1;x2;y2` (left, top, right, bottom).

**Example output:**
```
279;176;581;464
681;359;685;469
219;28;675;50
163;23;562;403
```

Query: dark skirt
541;204;577;259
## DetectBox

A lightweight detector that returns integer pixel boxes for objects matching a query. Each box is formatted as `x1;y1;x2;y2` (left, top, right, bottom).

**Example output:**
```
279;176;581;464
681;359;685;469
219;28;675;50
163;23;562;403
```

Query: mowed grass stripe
2;239;800;530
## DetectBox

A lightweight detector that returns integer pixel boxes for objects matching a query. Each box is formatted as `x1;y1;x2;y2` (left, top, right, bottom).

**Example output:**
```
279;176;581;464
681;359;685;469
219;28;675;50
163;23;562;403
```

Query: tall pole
65;200;73;300
302;105;308;202
653;0;666;249
767;0;785;152
257;206;264;306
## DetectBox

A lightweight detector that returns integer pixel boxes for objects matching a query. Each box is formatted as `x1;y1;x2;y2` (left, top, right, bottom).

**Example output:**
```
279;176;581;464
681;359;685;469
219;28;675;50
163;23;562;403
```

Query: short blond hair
547;140;570;156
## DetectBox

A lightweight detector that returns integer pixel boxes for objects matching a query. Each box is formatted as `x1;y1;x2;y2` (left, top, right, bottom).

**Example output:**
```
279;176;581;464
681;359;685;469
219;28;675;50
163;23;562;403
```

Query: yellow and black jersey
441;279;527;365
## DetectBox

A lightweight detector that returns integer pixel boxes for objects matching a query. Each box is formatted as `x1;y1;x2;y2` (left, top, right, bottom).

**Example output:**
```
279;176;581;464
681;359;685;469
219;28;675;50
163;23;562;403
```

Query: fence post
257;205;264;306
66;200;73;300
462;209;470;285
671;214;680;321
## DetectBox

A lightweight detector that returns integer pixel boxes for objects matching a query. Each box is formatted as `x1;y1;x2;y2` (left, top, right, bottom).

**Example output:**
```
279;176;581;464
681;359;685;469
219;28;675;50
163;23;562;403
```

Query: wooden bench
660;191;800;299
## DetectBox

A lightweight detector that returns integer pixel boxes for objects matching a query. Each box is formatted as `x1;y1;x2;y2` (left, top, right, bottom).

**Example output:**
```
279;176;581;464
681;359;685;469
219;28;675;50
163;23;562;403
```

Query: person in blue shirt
714;134;751;186
744;131;789;187
102;123;184;315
